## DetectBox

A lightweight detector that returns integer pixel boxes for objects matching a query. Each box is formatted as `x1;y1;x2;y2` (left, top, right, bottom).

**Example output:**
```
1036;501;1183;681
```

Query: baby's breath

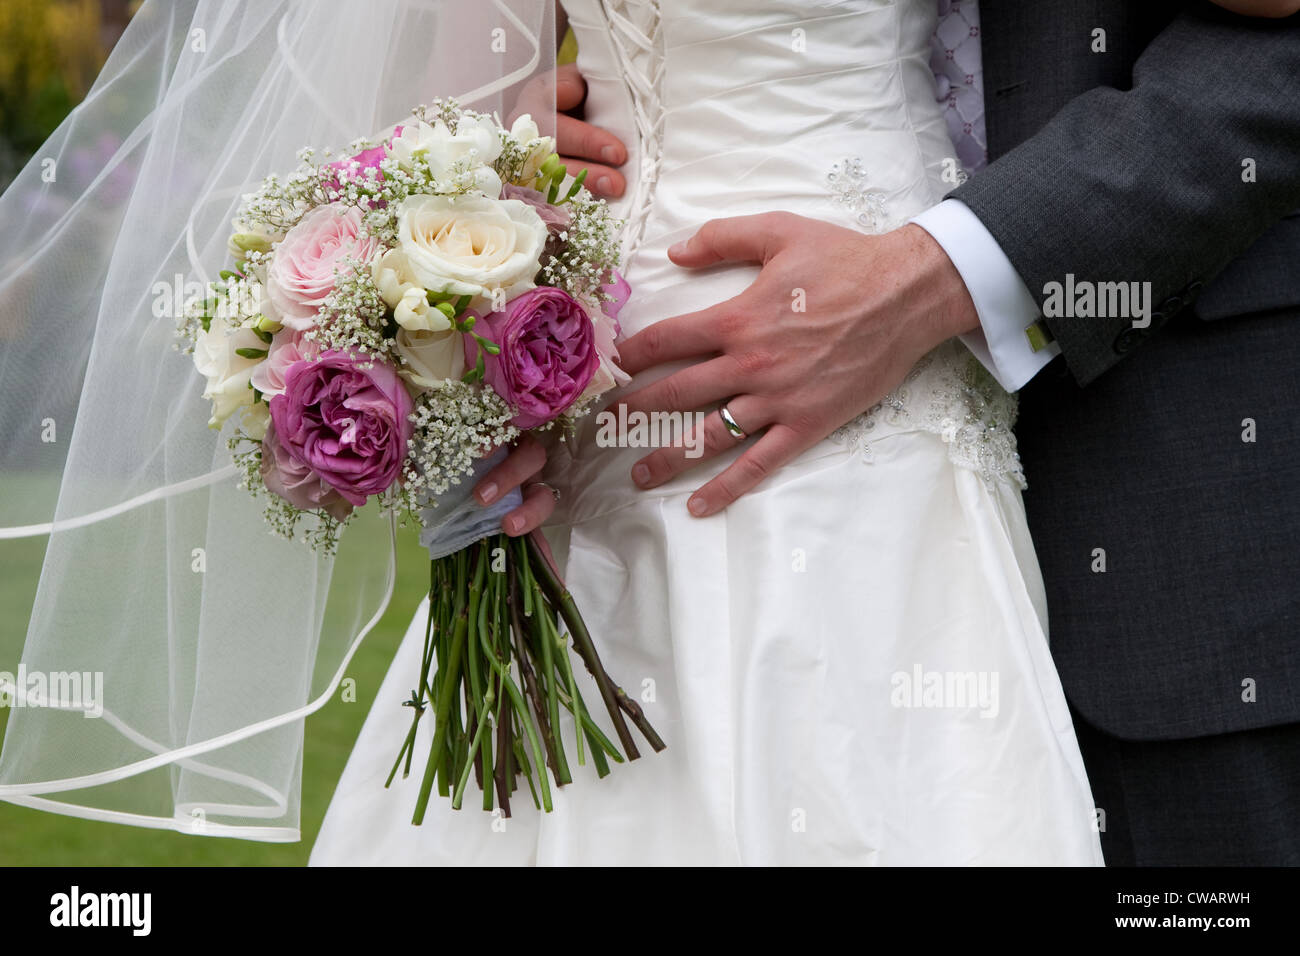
228;431;348;555
398;380;520;516
539;192;623;303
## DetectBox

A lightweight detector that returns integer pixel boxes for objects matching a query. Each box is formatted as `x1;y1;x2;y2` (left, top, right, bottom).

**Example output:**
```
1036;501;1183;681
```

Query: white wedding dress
311;0;1104;865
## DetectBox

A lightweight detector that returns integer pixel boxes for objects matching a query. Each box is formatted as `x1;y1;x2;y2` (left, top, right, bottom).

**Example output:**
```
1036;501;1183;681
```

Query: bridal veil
0;0;554;840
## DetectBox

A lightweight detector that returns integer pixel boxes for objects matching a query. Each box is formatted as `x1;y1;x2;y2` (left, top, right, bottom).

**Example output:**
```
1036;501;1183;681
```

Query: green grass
0;524;431;866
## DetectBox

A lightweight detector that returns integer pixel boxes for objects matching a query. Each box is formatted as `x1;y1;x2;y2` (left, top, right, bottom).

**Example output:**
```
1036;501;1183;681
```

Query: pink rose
266;204;378;330
323;126;403;202
260;419;354;522
250;328;321;397
601;269;631;327
268;350;413;506
501;183;572;235
464;286;600;429
575;271;633;404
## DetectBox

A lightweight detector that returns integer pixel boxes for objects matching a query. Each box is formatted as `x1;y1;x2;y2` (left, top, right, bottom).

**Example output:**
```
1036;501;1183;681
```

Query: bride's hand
472;433;556;536
510;64;628;198
610;214;981;517
553;64;628;198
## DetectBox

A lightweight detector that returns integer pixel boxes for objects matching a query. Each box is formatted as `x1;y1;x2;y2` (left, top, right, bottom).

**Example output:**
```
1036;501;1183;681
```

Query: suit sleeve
950;6;1300;386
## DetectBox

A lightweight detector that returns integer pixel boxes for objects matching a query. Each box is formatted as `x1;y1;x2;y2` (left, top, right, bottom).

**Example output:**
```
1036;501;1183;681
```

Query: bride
0;0;1100;865
309;0;1103;865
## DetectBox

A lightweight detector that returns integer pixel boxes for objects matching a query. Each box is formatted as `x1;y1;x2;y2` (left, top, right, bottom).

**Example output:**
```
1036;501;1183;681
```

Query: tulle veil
0;0;555;840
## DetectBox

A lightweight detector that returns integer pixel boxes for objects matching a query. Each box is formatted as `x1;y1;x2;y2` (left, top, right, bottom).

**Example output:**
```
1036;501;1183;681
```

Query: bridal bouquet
177;101;664;821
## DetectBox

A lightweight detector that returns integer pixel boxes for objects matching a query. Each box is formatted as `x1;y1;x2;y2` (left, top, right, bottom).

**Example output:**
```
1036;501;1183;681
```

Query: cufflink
1024;320;1055;353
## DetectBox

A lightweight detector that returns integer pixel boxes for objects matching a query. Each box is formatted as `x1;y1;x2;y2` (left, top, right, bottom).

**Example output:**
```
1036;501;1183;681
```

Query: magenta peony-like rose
465;287;600;429
268;351;413;507
260;419;354;521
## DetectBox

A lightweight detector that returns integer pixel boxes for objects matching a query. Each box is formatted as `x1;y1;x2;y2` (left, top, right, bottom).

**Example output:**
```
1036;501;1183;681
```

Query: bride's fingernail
596;175;614;195
688;496;708;516
477;482;498;504
505;515;522;534
600;145;622;164
668;240;687;257
632;463;651;486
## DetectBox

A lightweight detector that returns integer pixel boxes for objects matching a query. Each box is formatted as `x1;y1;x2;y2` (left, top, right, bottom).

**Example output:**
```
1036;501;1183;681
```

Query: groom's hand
611;214;981;516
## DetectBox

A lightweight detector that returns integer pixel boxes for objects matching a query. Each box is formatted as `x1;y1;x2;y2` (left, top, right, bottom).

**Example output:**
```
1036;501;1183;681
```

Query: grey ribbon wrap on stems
418;446;522;559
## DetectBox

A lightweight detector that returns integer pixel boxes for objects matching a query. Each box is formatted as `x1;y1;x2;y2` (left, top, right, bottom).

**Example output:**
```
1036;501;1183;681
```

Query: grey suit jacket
951;2;1300;739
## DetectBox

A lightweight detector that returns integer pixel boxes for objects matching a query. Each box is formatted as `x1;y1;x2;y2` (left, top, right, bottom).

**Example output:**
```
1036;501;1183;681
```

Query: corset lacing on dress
596;0;1026;489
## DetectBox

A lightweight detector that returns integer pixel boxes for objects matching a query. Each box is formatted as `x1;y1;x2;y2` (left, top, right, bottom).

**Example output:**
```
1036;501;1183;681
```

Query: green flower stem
552;678;621;769
412;546;477;825
478;602;553;812
523;532;645;759
508;559;569;786
452;685;495;810
533;582;572;782
384;559;439;788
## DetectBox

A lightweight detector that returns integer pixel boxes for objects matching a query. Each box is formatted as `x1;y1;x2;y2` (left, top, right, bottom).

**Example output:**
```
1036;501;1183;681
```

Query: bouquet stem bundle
388;531;665;821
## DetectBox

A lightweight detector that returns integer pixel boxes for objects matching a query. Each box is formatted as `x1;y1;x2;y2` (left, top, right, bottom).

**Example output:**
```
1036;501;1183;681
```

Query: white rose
395;327;466;391
192;312;266;428
395;194;548;310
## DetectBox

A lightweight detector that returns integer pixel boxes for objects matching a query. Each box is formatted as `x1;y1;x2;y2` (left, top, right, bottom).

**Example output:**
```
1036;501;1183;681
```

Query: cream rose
395;327;466;392
394;194;548;311
192;312;266;428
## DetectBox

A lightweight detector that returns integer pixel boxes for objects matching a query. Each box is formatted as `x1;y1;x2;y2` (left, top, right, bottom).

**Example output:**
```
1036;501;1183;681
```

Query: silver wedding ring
719;404;748;441
527;480;562;502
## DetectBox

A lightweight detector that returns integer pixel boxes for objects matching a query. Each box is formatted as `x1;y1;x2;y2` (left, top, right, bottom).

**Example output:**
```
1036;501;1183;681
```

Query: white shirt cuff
910;199;1060;392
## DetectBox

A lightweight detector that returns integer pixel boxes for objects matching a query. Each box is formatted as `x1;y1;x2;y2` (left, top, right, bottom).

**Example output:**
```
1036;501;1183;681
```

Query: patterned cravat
931;0;987;175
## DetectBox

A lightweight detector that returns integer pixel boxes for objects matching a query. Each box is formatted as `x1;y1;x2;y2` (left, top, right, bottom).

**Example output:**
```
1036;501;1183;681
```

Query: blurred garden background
0;0;567;865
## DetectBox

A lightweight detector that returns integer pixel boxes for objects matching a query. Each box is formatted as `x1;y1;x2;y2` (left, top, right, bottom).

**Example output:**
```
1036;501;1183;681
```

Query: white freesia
395;194;548;310
390;116;504;194
240;402;271;440
371;248;451;332
395;327;466;392
372;248;423;308
397;287;446;332
192;312;266;428
226;216;284;259
507;113;557;186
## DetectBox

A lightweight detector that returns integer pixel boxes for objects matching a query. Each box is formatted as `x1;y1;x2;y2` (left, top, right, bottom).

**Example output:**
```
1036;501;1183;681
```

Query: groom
555;0;1300;865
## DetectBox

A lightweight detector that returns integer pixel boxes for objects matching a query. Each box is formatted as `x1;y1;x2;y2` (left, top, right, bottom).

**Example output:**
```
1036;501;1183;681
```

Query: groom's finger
631;396;771;490
609;356;738;418
686;423;813;517
615;306;725;376
667;212;799;268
